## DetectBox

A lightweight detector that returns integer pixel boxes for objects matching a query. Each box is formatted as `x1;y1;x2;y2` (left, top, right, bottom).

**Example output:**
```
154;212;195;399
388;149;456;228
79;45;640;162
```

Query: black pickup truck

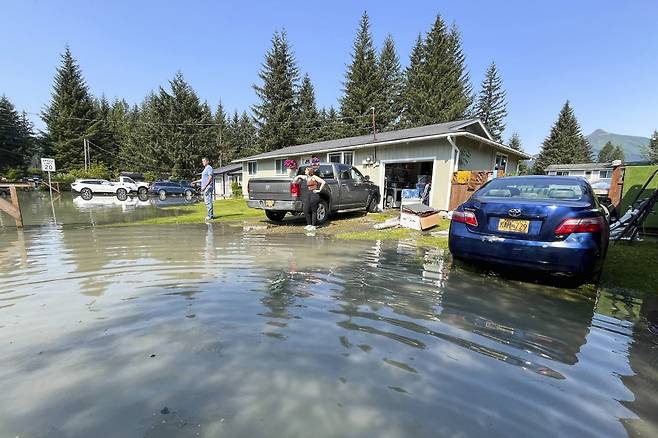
246;163;380;224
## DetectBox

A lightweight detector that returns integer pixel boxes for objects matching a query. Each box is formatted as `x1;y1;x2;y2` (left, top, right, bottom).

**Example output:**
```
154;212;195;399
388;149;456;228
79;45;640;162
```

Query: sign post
41;158;57;223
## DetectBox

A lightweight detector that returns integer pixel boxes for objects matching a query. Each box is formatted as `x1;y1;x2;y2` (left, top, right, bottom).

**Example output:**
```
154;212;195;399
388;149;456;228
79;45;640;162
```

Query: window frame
248;161;258;176
275;159;286;175
327;151;354;165
494;153;508;173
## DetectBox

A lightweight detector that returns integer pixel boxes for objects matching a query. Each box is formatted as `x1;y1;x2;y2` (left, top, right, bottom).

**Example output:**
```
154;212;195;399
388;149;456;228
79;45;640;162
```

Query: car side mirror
363;175;370;182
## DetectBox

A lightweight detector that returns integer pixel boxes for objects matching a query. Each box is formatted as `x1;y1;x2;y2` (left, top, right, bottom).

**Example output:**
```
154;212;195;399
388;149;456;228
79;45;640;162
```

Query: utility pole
83;138;90;171
371;107;376;141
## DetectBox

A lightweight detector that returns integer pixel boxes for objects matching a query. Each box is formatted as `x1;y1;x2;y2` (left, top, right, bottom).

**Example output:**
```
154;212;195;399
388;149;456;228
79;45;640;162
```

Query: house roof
233;119;533;162
545;163;614;171
213;163;242;175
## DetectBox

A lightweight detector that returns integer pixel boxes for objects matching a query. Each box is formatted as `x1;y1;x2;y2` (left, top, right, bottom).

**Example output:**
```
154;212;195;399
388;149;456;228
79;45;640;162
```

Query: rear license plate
264;200;275;207
498;218;530;233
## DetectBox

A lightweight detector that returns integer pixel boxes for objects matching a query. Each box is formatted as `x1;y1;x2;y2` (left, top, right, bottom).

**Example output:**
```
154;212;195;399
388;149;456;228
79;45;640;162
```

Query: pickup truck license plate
498;218;530;233
264;200;275;207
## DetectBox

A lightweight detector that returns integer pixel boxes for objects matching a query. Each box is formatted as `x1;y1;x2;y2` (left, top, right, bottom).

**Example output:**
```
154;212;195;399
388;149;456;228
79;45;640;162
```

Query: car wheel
116;188;128;201
138;186;148;196
316;199;328;225
81;188;93;200
185;189;193;198
158;189;167;200
265;210;286;222
366;194;380;212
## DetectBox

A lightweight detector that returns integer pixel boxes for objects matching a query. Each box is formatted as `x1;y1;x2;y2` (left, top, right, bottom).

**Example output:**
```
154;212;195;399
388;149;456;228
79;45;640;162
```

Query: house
233;119;532;210
213;163;243;198
545;162;619;183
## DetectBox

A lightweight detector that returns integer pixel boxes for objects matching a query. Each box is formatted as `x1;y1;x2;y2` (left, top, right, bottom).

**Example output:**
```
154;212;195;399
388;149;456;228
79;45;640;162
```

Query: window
349;167;364;182
477;177;589;202
585;171;592;178
328;153;342;164
275;159;286;174
599;170;612;178
556;171;570;176
248;162;257;175
494;153;507;173
298;165;335;179
328;151;354;165
343;152;354;166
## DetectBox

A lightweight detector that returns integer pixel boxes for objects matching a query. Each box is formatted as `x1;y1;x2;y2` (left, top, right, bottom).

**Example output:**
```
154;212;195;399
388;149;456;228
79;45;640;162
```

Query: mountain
586;129;650;162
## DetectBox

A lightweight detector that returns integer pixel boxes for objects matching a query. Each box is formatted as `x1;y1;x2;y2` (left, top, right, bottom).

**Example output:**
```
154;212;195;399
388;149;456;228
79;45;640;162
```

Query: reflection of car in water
449;176;610;282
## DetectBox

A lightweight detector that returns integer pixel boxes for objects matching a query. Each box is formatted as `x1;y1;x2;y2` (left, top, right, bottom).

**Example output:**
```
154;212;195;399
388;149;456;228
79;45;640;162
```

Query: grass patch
129;198;262;225
600;241;658;294
335;226;449;249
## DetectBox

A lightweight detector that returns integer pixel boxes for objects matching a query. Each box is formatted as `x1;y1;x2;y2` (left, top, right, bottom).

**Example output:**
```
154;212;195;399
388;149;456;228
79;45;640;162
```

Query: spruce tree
297;74;322;144
644;130;658;163
214;102;231;165
378;34;404;130
475;62;507;141
0;95;35;171
42;47;97;171
401;16;472;127
340;11;384;136
507;132;523;151
597;141;615;162
252;30;299;152
533;101;593;174
319;106;344;141
611;146;624;162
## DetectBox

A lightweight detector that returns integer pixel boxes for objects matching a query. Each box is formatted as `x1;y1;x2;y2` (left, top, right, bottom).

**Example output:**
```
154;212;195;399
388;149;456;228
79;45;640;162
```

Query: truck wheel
116;188;128;201
138;186;148;196
265;210;286;222
316;200;328;225
81;188;93;200
366;194;380;212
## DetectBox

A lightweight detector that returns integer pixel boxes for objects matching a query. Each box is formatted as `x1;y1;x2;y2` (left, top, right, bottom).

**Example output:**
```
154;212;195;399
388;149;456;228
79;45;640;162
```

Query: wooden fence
448;170;502;211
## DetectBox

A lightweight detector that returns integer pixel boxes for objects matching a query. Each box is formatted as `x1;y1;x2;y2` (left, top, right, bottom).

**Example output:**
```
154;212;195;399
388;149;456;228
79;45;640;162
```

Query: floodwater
1;194;657;438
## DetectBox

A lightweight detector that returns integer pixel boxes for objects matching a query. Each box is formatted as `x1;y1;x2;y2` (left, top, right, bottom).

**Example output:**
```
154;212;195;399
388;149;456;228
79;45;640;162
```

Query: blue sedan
449;176;609;282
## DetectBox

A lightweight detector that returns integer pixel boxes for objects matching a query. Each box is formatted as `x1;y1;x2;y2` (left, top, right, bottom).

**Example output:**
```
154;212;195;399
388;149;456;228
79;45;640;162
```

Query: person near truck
200;157;214;222
293;166;326;231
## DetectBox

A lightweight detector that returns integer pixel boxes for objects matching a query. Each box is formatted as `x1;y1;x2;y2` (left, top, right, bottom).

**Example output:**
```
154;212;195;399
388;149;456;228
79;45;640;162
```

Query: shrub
231;181;243;198
2;167;23;181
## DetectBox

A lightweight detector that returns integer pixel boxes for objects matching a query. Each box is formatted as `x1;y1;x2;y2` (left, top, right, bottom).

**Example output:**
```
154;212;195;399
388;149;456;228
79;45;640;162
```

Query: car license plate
498;218;530;233
264;200;275;207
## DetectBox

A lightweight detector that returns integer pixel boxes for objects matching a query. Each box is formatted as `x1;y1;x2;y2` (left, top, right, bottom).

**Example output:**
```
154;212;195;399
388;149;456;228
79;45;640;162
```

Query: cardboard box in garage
400;205;441;231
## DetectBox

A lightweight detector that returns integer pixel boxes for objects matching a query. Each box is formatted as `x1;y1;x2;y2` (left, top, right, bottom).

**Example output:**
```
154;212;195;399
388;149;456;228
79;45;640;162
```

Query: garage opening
383;161;433;208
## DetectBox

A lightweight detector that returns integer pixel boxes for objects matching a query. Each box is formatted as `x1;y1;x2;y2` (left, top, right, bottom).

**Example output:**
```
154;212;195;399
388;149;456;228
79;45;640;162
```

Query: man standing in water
201;157;214;222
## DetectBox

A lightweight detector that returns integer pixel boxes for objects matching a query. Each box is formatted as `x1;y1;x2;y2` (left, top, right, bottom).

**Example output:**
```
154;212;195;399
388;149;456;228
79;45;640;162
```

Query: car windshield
476;178;590;202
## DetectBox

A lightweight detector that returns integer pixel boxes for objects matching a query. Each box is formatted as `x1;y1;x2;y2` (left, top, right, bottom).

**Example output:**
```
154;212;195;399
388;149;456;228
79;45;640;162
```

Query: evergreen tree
0;95;35;172
378;34;404;130
475;62;507;141
644;130;658;163
297;74;322;144
597;141;615;162
252;30;299;152
507;132;523;151
318;106;344;141
533;101;593;174
401;16;472;126
214;102;231;165
42;47;98;171
340;11;384;136
611;145;624;162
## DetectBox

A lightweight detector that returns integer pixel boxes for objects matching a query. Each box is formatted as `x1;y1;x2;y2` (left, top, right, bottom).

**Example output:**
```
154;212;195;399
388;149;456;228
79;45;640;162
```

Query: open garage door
382;161;433;209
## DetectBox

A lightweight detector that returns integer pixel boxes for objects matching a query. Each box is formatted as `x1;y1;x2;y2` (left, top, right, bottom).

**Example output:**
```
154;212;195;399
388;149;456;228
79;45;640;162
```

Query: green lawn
335;219;450;249
132;198;262;225
601;241;658;294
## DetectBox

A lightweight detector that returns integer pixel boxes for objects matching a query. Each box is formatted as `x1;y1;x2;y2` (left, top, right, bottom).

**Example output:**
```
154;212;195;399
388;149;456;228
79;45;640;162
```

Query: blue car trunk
467;198;594;242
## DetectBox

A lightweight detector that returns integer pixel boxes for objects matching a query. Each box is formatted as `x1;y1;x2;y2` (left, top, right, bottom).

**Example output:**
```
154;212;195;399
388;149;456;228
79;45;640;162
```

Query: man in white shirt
200;157;214;222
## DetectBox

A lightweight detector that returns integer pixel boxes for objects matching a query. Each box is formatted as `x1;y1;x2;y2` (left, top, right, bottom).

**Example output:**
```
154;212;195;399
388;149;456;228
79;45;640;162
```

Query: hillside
586;129;650;162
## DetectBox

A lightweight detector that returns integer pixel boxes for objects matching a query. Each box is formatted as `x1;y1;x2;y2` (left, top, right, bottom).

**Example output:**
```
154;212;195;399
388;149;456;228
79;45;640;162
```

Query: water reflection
0;227;656;437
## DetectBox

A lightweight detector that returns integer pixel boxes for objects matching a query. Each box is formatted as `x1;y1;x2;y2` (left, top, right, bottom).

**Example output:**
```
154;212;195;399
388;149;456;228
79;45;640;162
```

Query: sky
2;0;657;154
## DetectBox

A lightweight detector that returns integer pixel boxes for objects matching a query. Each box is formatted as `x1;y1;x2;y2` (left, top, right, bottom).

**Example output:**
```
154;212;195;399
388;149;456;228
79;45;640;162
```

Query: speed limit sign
41;158;56;172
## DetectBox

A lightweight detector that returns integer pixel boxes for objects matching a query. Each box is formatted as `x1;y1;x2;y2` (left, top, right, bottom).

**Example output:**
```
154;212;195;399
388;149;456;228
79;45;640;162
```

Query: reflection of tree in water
621;295;658;437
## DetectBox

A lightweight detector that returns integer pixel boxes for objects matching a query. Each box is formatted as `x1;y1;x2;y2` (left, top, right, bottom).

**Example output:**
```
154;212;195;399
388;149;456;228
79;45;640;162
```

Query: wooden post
609;165;624;209
0;185;23;228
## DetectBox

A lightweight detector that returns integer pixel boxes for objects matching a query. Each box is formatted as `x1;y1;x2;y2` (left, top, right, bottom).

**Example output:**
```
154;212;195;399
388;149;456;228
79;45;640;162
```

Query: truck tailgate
248;178;294;201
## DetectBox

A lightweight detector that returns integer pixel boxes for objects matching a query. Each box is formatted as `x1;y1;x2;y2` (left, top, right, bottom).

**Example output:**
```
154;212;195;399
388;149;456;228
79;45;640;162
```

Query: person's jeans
204;190;214;219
